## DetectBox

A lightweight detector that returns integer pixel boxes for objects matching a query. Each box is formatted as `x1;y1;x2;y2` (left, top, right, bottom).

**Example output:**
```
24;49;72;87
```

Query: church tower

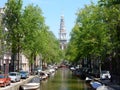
59;15;67;50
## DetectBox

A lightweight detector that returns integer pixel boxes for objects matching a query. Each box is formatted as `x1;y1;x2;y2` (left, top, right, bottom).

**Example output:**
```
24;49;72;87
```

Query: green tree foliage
4;0;23;71
66;4;112;64
98;0;120;75
98;0;120;6
67;1;120;78
0;14;3;55
22;4;62;65
21;4;45;63
0;14;2;39
65;24;80;62
4;0;23;53
37;28;62;64
3;0;62;71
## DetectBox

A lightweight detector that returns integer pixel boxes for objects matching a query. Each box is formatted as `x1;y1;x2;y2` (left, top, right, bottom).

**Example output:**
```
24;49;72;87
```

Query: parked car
100;70;111;80
9;72;21;82
0;74;11;87
34;67;42;75
20;71;29;79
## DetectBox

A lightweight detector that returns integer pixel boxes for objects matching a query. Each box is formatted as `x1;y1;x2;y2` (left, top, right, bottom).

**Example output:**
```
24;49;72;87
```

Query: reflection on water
40;68;90;90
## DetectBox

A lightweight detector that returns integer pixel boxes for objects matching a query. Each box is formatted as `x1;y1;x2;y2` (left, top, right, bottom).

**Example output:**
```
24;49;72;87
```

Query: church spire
59;15;67;50
60;15;65;33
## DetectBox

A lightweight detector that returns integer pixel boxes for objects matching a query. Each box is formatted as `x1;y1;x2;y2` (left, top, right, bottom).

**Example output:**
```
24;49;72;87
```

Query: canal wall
0;76;36;90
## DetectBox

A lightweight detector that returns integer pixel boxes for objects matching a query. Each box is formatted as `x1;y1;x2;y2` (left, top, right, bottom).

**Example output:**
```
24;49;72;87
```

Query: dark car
20;71;29;79
0;74;11;87
34;67;42;75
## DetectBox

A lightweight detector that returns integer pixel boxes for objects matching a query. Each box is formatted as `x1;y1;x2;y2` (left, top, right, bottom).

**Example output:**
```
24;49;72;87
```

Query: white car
9;72;21;82
100;70;111;80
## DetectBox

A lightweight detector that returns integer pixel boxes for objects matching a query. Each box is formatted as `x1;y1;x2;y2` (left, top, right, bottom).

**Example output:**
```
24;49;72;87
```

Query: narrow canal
40;68;91;90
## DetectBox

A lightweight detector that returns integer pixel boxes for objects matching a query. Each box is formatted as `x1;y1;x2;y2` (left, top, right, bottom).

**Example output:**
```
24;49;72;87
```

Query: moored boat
20;76;40;90
21;83;40;90
38;71;48;80
96;85;114;90
85;77;92;83
90;81;102;89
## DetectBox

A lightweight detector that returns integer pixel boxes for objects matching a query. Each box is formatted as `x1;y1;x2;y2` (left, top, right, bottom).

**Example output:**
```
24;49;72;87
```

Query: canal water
40;68;91;90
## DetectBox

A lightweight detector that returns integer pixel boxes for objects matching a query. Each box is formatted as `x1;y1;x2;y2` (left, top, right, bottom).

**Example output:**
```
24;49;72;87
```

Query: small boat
38;71;48;80
97;85;114;90
29;76;41;83
90;81;102;89
20;77;40;90
21;83;40;90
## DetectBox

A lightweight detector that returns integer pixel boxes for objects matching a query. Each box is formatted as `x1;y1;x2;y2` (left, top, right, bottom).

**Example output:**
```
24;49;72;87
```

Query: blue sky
0;0;98;40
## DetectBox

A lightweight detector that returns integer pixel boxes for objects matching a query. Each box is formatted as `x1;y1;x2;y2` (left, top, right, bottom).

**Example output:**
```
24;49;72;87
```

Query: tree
22;4;62;71
3;0;64;72
21;4;46;72
0;13;3;56
98;0;120;76
4;0;23;71
66;4;112;69
65;24;80;62
38;28;62;65
98;0;120;6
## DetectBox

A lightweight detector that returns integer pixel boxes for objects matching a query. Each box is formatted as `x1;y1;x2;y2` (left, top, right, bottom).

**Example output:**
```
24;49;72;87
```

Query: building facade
59;15;67;50
0;7;11;74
